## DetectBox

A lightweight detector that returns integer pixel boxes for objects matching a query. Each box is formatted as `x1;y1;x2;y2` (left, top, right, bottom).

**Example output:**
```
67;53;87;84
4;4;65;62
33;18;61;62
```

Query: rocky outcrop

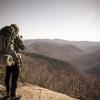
0;83;78;100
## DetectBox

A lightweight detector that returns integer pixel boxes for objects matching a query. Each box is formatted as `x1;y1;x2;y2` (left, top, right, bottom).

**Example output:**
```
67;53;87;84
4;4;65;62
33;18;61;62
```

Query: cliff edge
0;83;78;100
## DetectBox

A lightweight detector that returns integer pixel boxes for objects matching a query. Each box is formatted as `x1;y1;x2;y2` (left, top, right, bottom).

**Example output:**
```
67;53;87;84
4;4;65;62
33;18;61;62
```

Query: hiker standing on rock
0;24;25;99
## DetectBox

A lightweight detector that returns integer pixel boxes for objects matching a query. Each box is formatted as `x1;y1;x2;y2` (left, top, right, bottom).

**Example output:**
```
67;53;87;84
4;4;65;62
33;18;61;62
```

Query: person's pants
5;63;19;96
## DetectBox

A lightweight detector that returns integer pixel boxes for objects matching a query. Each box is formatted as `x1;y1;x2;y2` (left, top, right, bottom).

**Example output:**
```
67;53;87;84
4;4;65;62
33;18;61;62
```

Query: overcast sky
0;0;100;41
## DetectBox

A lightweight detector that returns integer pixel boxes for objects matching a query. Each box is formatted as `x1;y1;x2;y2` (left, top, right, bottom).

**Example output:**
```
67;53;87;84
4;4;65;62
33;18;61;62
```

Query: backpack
0;26;15;66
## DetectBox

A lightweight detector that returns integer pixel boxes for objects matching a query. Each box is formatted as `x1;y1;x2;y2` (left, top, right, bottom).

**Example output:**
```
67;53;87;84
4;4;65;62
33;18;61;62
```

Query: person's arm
14;36;25;50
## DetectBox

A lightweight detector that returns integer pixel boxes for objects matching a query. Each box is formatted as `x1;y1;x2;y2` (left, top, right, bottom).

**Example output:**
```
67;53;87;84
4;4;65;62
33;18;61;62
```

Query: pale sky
0;0;100;41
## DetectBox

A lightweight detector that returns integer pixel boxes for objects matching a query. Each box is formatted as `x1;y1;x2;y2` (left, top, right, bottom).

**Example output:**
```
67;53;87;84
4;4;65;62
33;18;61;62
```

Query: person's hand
11;61;15;66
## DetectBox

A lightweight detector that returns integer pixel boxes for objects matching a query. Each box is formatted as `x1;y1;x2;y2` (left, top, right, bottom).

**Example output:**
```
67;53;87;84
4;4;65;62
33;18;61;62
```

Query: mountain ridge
24;39;100;75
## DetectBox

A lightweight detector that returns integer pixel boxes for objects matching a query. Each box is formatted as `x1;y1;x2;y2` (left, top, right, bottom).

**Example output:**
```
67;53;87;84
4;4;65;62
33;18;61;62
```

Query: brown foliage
20;52;100;100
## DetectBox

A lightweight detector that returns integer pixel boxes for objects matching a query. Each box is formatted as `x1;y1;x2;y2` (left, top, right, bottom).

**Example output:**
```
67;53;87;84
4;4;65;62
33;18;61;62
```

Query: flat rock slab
17;84;78;100
0;84;79;100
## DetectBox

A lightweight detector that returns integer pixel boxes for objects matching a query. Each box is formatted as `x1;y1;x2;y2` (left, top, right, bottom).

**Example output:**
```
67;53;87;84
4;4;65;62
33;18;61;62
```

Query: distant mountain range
24;39;100;75
24;39;100;53
24;39;83;61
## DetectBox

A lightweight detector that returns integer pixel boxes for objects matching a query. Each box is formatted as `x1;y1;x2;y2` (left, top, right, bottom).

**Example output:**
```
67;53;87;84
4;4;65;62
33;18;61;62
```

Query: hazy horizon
0;0;100;41
24;38;100;42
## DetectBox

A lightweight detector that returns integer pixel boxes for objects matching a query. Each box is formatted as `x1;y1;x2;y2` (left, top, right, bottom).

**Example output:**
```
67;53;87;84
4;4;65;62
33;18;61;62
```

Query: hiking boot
0;94;9;100
10;96;20;100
